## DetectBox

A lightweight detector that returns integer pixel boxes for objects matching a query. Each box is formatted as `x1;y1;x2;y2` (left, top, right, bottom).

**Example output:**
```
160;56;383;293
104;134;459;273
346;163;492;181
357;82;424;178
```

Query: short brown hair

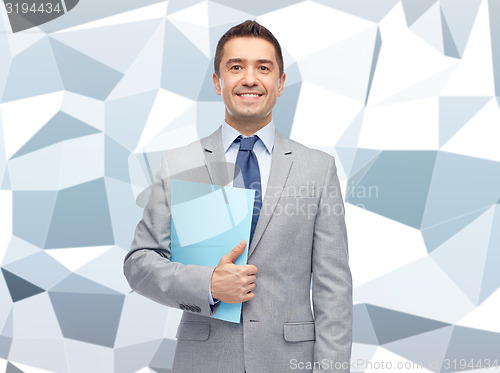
214;20;284;77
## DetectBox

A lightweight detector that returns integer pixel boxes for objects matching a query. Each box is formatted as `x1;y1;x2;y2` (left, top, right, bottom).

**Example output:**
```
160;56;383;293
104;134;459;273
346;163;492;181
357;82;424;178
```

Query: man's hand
211;240;258;303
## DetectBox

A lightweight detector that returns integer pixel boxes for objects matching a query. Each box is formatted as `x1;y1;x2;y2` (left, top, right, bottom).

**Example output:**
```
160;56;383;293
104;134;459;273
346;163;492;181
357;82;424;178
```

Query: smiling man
213;35;285;136
124;20;352;373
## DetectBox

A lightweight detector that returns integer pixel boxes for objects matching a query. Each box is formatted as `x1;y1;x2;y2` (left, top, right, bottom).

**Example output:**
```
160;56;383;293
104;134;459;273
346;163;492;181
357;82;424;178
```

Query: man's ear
277;72;286;97
213;73;222;96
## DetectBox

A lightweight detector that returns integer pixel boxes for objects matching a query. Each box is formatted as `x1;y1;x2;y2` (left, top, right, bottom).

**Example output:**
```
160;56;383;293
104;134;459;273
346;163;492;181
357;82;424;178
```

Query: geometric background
1;0;500;372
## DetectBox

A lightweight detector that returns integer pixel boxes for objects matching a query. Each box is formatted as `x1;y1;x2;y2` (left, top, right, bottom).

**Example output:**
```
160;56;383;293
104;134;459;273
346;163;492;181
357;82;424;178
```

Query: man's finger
243;292;255;302
221;240;247;264
245;275;257;284
242;264;258;275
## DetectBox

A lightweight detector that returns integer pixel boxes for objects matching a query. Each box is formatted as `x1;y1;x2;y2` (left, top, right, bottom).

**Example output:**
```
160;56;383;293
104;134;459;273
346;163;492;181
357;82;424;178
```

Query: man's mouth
237;93;262;97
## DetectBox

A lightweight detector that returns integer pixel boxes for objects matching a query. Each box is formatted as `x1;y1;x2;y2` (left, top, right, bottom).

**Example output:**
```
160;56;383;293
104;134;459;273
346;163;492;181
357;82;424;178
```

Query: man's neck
225;118;272;136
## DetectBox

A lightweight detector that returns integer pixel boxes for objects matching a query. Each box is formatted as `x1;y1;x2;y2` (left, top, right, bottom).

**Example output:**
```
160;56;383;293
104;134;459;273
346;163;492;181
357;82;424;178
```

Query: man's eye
259;66;269;71
231;66;241;70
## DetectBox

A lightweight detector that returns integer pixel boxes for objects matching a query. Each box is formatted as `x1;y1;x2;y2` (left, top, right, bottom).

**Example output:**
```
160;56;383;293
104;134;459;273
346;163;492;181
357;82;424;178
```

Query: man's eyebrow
225;58;245;66
256;59;274;65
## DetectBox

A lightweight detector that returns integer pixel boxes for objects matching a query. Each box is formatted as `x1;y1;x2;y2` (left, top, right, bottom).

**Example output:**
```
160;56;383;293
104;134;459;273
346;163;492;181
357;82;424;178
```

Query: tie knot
236;135;259;151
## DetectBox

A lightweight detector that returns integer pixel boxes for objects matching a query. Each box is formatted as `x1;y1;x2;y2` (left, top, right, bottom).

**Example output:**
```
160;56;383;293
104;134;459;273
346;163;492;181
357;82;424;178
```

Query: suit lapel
202;126;233;186
249;131;293;257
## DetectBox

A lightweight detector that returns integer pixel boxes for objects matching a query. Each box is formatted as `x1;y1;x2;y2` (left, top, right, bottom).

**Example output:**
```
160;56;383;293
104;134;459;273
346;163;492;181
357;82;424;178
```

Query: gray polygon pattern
365;305;450;345
490;0;500;97
1;269;45;302
315;0;399;22
1;1;499;372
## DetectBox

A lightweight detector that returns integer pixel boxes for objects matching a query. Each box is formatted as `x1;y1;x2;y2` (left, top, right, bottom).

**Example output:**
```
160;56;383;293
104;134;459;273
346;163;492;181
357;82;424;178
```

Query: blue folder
170;179;255;323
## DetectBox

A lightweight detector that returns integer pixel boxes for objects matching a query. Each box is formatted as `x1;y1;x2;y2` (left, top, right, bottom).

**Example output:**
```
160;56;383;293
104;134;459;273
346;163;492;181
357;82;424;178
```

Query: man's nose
242;69;259;86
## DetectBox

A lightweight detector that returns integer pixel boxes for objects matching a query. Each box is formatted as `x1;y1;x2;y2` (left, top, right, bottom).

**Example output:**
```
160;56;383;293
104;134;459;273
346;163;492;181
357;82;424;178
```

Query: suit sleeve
312;156;352;372
123;154;220;317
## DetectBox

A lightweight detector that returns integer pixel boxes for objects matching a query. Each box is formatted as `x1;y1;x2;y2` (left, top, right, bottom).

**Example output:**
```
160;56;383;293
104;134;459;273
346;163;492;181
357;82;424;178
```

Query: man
124;20;352;373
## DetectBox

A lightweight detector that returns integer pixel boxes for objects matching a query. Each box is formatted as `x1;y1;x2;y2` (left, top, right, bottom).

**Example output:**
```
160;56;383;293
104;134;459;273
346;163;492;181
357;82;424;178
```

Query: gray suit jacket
124;127;352;373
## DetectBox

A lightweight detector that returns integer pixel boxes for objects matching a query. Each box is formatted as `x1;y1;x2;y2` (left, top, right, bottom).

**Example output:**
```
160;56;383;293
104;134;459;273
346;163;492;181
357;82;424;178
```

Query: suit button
187;305;195;312
180;304;185;310
194;306;201;313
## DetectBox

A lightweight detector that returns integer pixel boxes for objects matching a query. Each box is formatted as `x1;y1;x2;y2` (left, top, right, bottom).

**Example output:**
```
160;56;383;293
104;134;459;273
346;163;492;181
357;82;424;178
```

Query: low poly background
1;0;500;372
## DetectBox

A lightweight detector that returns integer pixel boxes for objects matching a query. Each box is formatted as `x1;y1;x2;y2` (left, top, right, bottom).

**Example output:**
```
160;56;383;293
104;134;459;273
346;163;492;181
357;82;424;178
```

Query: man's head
213;21;286;133
214;20;284;78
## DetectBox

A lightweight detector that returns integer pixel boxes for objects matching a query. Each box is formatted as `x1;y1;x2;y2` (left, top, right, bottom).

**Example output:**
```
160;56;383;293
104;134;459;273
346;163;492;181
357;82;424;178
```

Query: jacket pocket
176;321;210;341
283;321;315;342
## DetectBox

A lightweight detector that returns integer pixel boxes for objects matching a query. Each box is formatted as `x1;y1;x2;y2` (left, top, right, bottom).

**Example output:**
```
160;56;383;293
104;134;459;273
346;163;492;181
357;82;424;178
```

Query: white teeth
239;94;260;97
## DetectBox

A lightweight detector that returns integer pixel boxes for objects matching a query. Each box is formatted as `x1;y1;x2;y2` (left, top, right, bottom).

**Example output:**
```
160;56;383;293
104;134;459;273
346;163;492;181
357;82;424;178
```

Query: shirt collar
221;120;275;154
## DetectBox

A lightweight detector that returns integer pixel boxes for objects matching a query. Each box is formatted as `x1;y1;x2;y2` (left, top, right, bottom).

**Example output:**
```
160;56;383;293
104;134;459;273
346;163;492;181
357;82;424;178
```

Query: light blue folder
170;179;255;323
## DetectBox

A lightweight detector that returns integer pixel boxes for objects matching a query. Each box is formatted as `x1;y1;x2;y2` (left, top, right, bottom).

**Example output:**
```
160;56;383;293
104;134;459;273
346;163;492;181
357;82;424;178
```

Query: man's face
213;37;286;128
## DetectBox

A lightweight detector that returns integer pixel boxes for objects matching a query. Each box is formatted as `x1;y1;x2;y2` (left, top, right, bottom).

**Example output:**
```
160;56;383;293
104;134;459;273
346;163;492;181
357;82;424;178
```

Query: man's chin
232;112;268;122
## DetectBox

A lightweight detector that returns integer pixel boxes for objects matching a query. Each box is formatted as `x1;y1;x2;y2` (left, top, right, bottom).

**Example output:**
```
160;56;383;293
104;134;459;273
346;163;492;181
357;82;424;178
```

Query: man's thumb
223;240;246;263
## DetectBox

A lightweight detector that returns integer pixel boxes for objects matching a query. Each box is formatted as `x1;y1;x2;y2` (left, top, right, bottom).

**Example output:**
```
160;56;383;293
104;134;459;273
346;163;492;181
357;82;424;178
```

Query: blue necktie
233;135;262;242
